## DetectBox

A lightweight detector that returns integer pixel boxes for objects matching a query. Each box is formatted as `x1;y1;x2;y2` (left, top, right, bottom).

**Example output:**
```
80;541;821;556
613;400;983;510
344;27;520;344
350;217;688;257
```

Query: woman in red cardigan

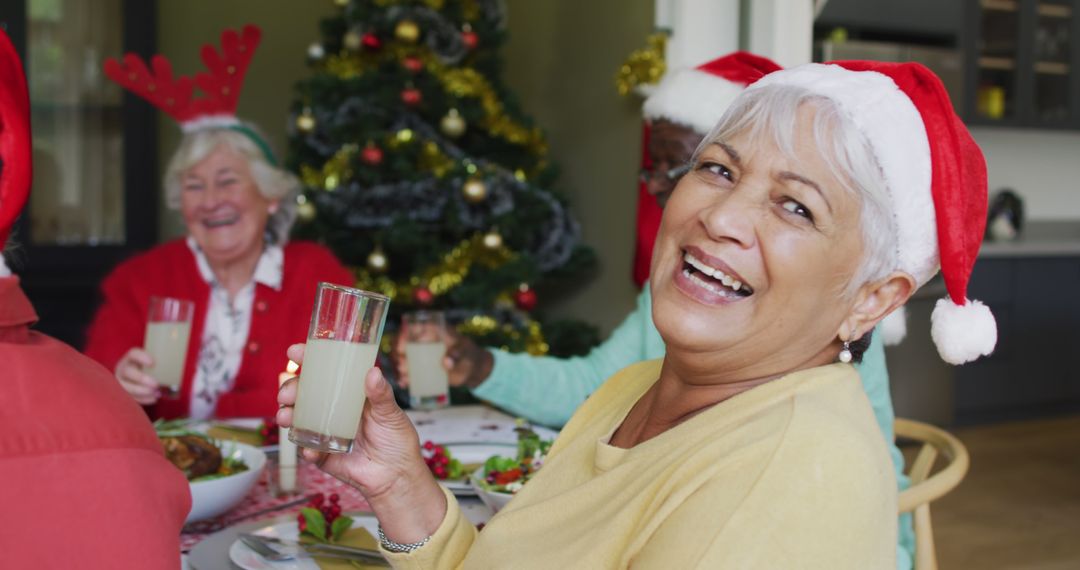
84;124;353;419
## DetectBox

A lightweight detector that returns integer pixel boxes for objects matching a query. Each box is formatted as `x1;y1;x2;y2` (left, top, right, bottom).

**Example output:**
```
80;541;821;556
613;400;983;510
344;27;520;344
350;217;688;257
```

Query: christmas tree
287;0;599;365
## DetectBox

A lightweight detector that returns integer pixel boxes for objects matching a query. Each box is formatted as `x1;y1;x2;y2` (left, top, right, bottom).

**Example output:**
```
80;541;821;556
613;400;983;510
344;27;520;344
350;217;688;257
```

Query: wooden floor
926;415;1080;569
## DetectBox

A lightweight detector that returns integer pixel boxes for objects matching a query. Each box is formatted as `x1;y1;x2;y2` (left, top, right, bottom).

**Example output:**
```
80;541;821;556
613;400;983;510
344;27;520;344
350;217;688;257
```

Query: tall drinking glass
290;283;390;453
144;297;195;398
403;311;450;410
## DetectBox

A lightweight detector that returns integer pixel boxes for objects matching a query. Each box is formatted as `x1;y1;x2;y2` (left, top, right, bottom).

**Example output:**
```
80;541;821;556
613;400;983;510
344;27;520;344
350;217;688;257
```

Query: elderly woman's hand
277;343;447;544
114;347;161;405
393;329;494;389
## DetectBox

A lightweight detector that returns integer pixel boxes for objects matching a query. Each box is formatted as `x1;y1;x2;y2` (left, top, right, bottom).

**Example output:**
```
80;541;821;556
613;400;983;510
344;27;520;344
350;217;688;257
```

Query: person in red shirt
0;29;191;569
83;26;353;419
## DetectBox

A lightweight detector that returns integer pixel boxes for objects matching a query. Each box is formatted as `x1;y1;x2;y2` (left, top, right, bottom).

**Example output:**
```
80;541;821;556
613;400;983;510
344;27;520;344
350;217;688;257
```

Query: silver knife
240;533;387;562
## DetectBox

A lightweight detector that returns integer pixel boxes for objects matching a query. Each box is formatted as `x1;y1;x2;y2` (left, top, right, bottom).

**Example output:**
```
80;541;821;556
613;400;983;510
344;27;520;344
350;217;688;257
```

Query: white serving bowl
470;467;516;513
185;442;267;523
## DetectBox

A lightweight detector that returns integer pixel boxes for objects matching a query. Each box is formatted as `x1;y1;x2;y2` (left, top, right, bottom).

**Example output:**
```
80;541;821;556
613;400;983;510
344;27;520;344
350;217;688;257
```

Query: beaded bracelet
377;524;431;554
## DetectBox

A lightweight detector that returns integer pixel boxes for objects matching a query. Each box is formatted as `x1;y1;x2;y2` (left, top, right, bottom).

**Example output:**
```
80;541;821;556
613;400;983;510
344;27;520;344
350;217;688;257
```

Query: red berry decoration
361;144;384;166
401;87;422;107
413;286;434;306
403;55;424;73
361;32;382;50
329;493;340;504
514;285;538;312
462;30;479;50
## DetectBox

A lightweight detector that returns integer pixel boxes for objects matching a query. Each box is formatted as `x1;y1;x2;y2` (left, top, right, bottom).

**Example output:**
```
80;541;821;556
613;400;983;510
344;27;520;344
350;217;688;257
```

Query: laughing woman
84;124;353;420
278;61;994;569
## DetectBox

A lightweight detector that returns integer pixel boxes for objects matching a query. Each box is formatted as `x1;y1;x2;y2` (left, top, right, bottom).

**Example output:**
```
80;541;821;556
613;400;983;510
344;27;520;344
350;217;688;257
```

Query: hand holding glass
144;296;194;398
290;283;390;454
403;311;450;410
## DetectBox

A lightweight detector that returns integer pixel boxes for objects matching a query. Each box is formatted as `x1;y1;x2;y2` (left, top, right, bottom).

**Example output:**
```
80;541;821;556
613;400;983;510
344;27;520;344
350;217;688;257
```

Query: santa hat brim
643;69;747;135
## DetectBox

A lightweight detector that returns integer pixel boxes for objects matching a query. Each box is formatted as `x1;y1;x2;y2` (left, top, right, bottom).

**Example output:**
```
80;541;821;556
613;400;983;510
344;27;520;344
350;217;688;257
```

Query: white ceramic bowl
470;467;515;513
185;442;267;523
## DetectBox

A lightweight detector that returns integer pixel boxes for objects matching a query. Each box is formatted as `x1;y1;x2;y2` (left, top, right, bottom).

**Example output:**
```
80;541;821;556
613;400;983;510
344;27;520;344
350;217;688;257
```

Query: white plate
228;516;380;570
436;442;517;495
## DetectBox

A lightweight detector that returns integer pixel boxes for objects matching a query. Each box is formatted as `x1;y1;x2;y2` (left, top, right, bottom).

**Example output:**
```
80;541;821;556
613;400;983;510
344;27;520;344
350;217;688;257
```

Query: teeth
683;251;749;294
721;275;733;287
732;280;741;291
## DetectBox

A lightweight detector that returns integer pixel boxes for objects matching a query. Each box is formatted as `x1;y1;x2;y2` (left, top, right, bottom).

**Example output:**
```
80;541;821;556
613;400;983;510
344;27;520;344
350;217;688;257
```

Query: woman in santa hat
279;60;993;567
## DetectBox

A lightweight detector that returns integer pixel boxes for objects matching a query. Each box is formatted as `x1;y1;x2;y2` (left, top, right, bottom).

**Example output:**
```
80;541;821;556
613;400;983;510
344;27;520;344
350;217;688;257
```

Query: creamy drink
292;338;380;442
144;321;192;395
406;341;449;409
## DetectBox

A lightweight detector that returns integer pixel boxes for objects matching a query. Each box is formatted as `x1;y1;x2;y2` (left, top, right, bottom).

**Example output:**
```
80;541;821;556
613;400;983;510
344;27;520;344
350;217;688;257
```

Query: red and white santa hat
643;51;783;134
0;28;32;278
747;61;995;364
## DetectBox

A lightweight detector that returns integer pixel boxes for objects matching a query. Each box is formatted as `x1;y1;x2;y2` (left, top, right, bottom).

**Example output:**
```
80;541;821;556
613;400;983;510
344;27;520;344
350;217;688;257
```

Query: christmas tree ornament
440;108;466;138
461;24;479;50
396;128;414;143
461;178;487;203
361;142;384;165
514;284;538;312
307;41;326;61
361;32;382;51
481;229;503;250
333;0;349;6
403;55;424;73
401;85;423;107
395;19;421;44
297;200;316;222
367;248;389;273
295;107;316;133
343;30;363;51
412;285;434;306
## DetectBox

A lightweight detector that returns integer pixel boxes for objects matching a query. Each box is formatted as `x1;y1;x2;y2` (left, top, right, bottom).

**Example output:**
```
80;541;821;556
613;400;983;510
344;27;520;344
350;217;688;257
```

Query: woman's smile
674;246;753;306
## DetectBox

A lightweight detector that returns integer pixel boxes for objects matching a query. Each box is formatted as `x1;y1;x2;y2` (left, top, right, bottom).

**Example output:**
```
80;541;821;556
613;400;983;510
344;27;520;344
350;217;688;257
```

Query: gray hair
694;83;899;297
163;123;299;246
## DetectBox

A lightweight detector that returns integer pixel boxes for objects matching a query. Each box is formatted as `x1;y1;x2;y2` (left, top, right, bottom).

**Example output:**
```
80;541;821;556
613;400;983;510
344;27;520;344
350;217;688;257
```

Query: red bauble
462;30;479;50
361;145;384;165
514;287;538;312
362;33;382;50
413;286;434;306
401;87;423;107
403;56;424;73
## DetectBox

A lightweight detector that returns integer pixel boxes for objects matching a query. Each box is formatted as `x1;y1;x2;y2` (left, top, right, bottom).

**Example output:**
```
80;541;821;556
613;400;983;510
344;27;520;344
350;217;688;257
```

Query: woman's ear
840;271;916;340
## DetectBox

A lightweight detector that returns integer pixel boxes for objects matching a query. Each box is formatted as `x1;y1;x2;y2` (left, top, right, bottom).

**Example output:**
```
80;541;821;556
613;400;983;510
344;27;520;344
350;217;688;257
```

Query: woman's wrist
367;461;448;545
463;349;495;389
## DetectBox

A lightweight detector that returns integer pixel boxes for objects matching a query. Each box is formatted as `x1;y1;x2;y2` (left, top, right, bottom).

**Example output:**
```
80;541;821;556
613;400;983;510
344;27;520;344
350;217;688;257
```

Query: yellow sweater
386;361;897;569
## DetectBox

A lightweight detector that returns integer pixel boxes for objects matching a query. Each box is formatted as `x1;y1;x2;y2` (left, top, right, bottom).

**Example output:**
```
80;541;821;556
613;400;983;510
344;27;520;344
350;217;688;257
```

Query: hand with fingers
392;328;494;390
277;343;447;546
114;347;161;405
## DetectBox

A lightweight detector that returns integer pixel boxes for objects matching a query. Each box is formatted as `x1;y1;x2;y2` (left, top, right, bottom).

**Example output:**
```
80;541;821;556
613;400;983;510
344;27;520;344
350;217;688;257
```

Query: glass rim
148;295;195;308
316;282;391;302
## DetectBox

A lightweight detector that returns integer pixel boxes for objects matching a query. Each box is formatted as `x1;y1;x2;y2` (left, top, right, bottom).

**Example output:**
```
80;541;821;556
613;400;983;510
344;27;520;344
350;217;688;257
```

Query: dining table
181;404;557;569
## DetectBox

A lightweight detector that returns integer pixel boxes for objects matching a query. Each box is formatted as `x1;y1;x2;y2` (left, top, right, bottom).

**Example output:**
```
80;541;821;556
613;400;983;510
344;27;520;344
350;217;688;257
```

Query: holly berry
401;87;422;107
423;440;435;451
329;493;340;504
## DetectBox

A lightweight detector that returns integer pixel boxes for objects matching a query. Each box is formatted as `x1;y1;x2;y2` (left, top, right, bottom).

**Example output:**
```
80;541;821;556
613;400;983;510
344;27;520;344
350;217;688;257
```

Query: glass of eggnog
402;311;450;410
144;296;195;398
290;283;390;453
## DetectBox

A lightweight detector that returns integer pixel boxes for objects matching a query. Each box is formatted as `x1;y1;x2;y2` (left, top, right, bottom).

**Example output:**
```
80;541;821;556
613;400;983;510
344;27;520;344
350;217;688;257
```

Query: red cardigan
84;239;354;419
1;277;190;568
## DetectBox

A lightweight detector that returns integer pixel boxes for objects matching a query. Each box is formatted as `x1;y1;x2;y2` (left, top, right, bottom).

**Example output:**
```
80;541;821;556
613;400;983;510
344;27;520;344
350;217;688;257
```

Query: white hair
694;83;899;297
163;124;299;246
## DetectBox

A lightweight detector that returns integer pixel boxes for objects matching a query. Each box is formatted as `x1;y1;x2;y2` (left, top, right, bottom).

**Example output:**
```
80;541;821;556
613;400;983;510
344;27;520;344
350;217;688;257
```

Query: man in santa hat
0;29;190;568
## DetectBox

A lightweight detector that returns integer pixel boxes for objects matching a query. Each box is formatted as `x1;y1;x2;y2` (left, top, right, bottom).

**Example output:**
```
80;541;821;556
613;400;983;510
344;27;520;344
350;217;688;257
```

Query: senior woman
84;124;353;419
279;60;993;568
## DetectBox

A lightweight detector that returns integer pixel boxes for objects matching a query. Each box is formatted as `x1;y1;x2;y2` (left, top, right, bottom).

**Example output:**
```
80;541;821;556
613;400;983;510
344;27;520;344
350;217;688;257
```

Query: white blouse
185;238;283;420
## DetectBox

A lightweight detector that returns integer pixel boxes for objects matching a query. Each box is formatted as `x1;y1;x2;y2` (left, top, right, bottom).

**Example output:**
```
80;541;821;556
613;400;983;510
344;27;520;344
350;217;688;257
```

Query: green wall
157;0;651;334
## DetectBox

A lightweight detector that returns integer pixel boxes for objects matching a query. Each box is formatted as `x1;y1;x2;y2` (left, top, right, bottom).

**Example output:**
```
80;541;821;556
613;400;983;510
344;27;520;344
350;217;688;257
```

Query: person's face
645;119;704;209
649;105;868;378
179;144;275;265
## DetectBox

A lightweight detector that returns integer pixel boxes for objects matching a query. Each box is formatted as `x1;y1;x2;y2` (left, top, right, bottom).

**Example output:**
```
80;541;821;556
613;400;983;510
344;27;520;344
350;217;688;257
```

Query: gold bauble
395;19;421;44
343;30;363;51
297;200;316;222
482;230;503;250
295;108;316;133
367;248;389;273
334;0;349;6
462;178;487;203
440;108;467;138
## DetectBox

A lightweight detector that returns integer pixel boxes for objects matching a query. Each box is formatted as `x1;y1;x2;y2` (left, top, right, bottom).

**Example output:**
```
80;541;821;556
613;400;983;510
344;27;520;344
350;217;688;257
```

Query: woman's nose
199;183;224;209
698;188;758;249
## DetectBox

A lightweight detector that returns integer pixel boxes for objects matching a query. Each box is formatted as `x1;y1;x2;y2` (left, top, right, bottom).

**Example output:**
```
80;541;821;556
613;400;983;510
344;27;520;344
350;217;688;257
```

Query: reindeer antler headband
104;24;277;165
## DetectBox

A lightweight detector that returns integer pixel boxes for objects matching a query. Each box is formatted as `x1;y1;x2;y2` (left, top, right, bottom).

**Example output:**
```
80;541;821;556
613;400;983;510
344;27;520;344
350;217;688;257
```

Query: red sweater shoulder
282;240;354;287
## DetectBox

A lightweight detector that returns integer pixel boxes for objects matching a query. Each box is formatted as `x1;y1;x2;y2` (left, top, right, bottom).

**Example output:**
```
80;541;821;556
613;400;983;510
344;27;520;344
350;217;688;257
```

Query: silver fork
239;534;389;566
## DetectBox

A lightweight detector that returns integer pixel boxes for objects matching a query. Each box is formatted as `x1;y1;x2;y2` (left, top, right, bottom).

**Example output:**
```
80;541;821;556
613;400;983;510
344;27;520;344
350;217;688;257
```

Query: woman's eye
183;183;204;192
219;178;238;187
698;161;733;182
781;199;814;221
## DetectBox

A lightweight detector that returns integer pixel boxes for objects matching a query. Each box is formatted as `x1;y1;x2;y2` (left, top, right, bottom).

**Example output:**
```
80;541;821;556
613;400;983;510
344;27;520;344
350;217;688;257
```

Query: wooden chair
895;418;970;570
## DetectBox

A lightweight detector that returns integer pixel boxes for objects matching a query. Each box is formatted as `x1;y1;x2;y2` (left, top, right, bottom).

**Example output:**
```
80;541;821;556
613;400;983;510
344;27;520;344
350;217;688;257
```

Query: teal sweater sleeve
471;286;665;428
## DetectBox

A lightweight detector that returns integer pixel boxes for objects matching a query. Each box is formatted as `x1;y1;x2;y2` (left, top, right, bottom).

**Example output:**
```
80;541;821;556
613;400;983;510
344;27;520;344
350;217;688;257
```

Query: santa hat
0;28;32;277
643;51;783;134
747;61;995;364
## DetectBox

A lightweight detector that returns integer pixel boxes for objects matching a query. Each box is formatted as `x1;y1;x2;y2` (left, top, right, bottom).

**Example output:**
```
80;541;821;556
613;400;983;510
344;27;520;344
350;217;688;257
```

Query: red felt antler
0;28;32;251
103;24;261;130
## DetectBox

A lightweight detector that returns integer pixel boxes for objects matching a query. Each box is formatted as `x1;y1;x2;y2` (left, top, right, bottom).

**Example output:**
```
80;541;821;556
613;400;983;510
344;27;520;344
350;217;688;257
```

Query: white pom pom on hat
643;51;782;135
748;61;996;364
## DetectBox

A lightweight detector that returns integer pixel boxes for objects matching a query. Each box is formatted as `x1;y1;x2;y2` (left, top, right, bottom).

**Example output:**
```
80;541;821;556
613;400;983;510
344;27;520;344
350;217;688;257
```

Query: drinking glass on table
144;296;194;398
290;283;390;454
402;310;450;410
